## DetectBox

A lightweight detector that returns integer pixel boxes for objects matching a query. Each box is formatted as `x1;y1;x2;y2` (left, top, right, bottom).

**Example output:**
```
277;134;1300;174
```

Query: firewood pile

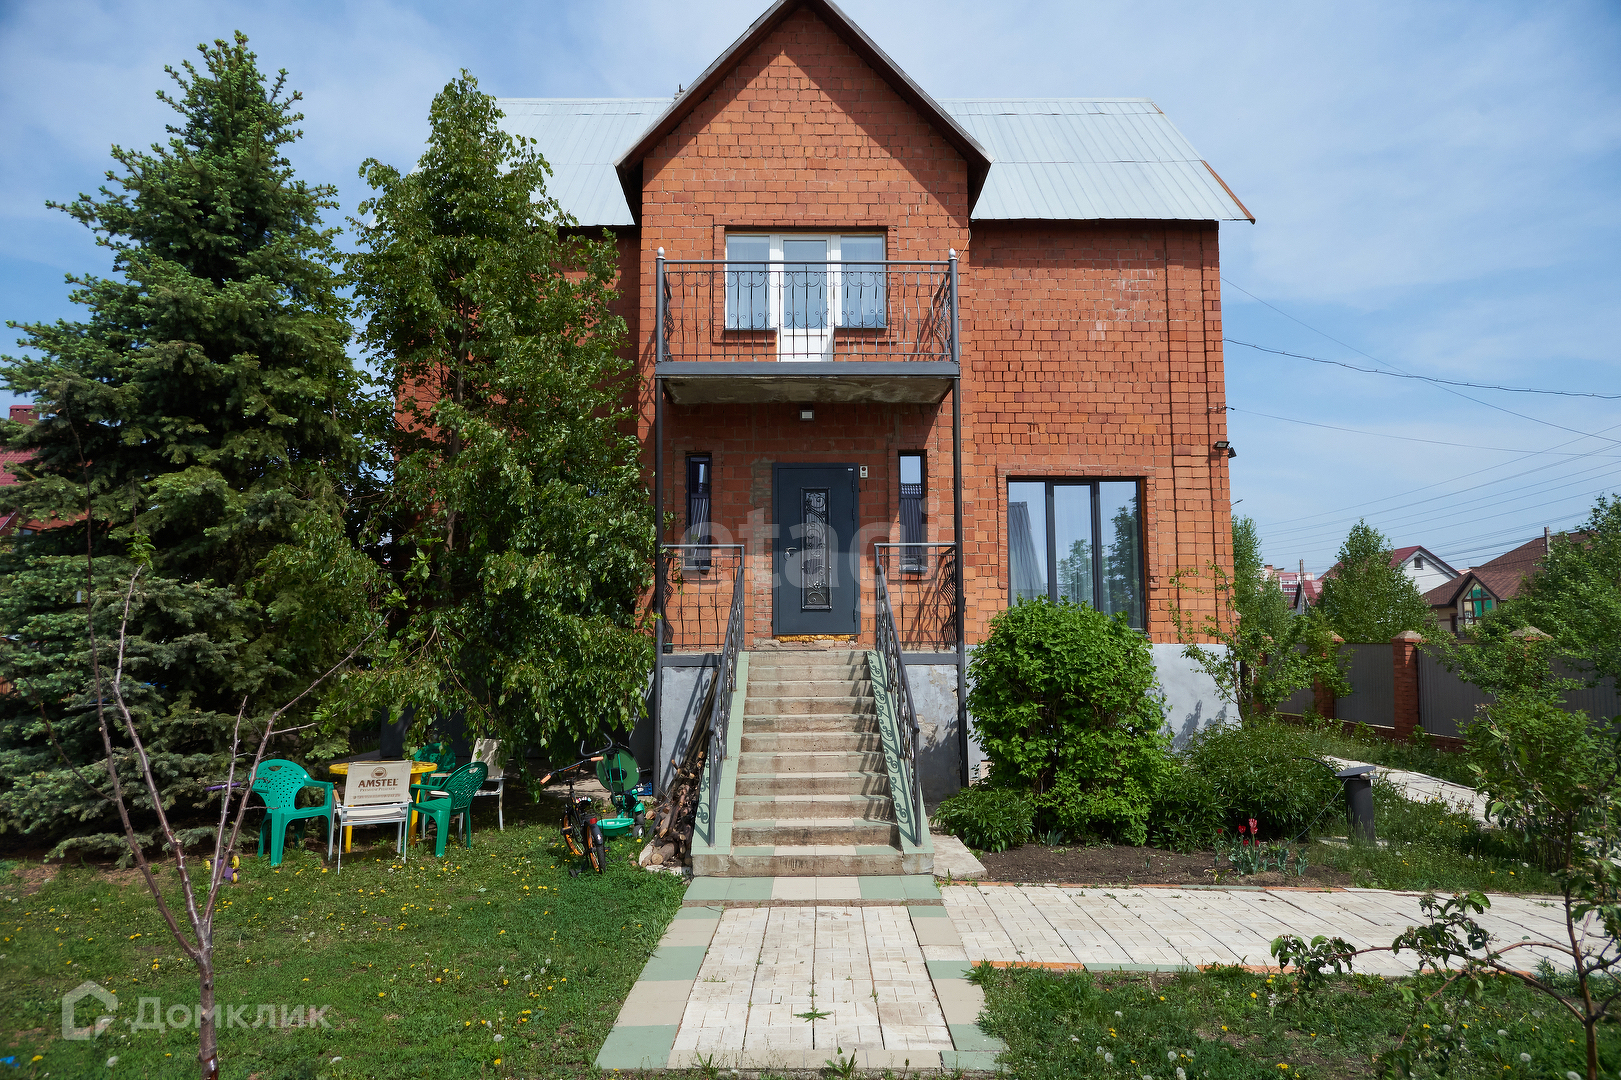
645;668;716;869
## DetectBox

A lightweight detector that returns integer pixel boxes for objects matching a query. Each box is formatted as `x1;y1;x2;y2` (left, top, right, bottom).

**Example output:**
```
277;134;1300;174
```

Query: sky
2;0;1618;576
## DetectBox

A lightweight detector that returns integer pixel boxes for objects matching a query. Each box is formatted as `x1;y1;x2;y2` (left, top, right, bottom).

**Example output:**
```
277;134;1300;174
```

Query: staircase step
742;713;878;734
747;678;871;698
735;772;891;797
745;694;873;716
692;844;927;878
732;818;900;847
747;662;868;682
732;793;894;821
740;730;881;754
737;750;885;775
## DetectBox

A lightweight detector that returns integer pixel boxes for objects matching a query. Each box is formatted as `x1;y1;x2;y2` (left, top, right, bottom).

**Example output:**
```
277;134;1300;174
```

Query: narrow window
898;452;924;572
840;235;886;328
724;236;770;329
685;454;712;570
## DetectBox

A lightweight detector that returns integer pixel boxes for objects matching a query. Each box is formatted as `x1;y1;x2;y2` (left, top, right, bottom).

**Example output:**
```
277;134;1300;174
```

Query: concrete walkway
594;875;1604;1073
1328;756;1492;822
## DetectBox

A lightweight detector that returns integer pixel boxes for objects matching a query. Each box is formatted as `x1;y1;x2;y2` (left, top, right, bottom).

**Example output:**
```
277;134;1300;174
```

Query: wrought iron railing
873;559;926;847
706;548;747;839
658;544;745;651
873;543;959;652
657;259;954;363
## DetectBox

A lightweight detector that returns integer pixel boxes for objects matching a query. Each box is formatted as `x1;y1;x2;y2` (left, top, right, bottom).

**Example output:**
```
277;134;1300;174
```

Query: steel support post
949;250;969;790
653;249;666;796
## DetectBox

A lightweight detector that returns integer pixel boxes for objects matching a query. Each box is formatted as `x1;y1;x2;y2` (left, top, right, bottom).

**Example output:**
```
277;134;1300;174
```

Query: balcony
654;252;959;405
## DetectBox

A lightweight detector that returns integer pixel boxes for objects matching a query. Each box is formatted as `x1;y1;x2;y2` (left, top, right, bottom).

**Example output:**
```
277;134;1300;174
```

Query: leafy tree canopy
1499;495;1621;683
0;34;364;856
331;73;655;776
1315;520;1434;643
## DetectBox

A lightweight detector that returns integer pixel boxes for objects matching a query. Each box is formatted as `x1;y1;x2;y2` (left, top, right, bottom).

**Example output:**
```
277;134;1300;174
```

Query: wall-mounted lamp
1213;440;1237;458
799;407;814;422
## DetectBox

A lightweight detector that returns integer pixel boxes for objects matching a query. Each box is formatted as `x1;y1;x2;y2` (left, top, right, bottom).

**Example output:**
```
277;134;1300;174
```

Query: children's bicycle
541;744;611;874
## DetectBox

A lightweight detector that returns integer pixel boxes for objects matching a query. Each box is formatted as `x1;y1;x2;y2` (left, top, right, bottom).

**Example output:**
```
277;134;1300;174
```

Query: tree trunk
197;950;219;1079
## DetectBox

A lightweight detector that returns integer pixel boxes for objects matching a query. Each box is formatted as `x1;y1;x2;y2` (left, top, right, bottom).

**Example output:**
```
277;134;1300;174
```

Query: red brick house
504;0;1248;871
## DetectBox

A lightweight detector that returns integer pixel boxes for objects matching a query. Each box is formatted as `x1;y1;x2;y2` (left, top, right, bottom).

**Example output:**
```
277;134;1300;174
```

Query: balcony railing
657;258;955;364
873;543;959;652
658;544;744;652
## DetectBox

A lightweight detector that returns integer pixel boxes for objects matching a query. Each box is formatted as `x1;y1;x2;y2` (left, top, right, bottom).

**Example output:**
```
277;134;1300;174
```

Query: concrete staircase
692;650;931;877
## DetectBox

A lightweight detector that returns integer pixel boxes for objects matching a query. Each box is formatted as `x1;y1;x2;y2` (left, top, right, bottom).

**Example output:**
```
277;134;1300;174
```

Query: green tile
908;904;949;918
858;875;907;899
902;874;942;899
639;944;709;982
855;845;896;855
927;959;976;982
684;878;730;902
594;1023;680;1069
674;905;724;920
941;1049;1004;1071
723;877;775;900
949;1023;1006;1051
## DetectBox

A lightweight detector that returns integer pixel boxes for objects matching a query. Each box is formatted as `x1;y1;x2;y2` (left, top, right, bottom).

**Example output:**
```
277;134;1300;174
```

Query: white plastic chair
471;738;505;830
329;760;413;873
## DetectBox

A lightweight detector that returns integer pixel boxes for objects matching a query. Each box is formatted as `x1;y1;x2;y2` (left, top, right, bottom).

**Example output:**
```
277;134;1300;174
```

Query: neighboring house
1271;543;1459;617
1424;529;1562;634
503;0;1250;802
0;405;36;538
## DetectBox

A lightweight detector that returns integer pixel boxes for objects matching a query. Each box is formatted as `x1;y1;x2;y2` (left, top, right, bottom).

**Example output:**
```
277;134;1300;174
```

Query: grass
1;790;686;1079
971;962;1617;1079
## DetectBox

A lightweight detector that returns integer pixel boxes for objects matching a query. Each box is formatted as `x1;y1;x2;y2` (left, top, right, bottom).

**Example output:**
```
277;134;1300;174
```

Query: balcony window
899;452;924;572
723;234;887;355
1006;479;1145;629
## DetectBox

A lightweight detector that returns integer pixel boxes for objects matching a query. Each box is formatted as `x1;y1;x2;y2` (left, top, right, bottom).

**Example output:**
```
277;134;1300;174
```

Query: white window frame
724;233;885;340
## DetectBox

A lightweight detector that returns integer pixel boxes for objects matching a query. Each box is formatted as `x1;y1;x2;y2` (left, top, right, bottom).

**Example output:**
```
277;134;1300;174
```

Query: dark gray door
773;463;859;636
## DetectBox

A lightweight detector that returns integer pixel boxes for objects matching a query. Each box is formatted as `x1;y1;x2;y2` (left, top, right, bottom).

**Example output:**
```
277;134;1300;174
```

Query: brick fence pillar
1392;631;1424;741
1313;632;1344;720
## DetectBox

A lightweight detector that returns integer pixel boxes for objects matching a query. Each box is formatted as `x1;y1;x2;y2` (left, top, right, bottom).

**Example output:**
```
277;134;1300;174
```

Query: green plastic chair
412;761;487;857
414;742;458;773
252;759;334;867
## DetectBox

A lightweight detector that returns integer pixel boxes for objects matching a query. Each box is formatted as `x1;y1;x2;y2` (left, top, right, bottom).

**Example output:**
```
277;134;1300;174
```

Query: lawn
1;790;686;1080
971;962;1617;1079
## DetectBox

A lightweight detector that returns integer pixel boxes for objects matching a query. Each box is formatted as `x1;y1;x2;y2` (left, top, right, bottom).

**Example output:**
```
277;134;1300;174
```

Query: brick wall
632;5;1233;647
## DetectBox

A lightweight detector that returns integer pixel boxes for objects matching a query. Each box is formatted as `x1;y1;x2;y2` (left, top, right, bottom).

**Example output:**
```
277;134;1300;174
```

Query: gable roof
496;2;1252;228
1388;544;1460;578
1422;533;1569;609
612;0;992;200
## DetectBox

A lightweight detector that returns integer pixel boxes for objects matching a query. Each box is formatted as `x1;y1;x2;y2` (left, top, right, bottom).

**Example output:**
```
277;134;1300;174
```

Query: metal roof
941;99;1251;222
495;99;668;227
495;96;1250;226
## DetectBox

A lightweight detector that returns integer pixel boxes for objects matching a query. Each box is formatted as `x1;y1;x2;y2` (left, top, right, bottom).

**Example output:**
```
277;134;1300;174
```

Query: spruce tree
1316;520;1435;642
337;73;655;764
0;34;363;856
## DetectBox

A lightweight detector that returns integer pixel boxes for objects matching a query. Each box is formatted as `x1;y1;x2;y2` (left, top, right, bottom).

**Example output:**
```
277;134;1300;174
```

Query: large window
724;233;887;334
1007;479;1145;629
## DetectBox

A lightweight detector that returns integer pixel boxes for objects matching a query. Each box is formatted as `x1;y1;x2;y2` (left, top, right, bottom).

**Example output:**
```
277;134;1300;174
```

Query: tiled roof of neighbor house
1422;534;1569;608
492;2;1250;228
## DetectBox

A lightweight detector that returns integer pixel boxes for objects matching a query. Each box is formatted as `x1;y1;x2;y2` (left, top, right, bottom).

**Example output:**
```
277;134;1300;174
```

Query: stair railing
706;547;747;838
874;558;926;847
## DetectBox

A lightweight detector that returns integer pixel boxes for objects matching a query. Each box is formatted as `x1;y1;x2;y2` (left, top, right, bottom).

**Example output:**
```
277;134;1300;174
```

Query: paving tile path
1328;756;1491;822
597;877;1610;1073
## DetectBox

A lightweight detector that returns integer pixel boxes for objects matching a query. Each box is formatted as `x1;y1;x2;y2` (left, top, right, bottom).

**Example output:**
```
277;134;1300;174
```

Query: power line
1226;407;1621;455
1221;276;1621;447
1226;338;1621;399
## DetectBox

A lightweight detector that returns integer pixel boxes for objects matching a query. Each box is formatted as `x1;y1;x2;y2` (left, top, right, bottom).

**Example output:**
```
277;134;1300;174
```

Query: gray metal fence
1417;651;1618;739
1335;644;1394;728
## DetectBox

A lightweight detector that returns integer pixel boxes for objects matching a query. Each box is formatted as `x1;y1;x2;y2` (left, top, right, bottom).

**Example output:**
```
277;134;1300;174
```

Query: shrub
1182;720;1341;839
1146;761;1221;853
932;785;1034;853
967;598;1169;844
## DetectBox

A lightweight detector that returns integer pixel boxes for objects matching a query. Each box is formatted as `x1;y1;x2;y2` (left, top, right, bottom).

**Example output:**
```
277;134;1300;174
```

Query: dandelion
1168;1051;1178;1061
1566;1073;1580;1080
1105;1052;1114;1064
1115;1010;1123;1018
107;1057;119;1067
1497;1029;1507;1037
331;1058;342;1064
1177;1070;1187;1080
1521;1054;1532;1063
493;1033;504;1042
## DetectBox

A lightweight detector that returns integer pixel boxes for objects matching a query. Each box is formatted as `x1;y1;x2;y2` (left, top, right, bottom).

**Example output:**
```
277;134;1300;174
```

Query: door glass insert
1007;481;1048;603
840;235;886;328
800;488;831;610
782;239;828;330
725;235;770;329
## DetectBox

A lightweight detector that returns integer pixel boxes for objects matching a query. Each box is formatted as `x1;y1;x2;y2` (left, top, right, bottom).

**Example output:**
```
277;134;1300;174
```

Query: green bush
932;785;1034;853
1146;761;1221;853
1182;720;1341;839
967;598;1169;844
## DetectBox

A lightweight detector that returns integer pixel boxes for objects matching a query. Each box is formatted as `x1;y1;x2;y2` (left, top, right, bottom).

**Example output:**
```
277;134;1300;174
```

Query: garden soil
974;843;1357;887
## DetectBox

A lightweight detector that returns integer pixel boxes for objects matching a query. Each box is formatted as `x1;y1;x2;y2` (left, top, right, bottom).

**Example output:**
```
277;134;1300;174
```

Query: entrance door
773;463;860;636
